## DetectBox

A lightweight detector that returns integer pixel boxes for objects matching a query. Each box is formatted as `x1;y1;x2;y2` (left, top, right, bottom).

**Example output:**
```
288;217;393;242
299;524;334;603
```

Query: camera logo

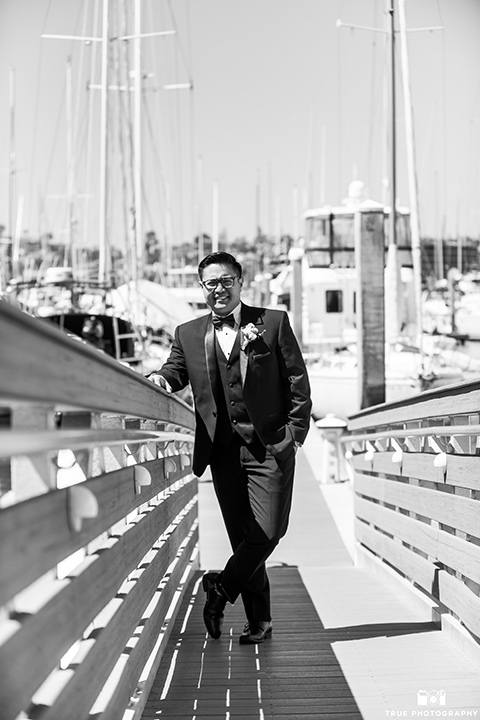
417;690;447;706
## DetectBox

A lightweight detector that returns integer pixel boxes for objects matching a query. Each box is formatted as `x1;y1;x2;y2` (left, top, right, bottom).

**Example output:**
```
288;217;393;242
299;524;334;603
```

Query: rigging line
58;0;87;243
112;0;132;264
160;6;185;246
73;0;92;157
166;0;194;83
185;0;196;247
117;0;137;248
43;82;67;229
142;97;168;236
138;100;158;234
27;0;54;237
148;0;188;245
82;0;100;251
167;7;185;246
336;5;344;201
435;0;447;239
418;101;436;227
365;0;380;194
131;1;169;264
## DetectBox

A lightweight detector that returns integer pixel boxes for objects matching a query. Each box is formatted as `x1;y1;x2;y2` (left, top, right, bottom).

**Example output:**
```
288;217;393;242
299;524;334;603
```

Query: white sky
0;0;479;251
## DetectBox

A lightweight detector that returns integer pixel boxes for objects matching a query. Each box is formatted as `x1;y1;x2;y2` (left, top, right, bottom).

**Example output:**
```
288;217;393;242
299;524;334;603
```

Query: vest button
230;401;235;406
232;419;237;424
228;382;234;388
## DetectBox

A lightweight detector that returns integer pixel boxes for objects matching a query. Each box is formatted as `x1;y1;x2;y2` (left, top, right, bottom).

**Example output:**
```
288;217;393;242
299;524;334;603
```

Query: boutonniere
241;323;265;351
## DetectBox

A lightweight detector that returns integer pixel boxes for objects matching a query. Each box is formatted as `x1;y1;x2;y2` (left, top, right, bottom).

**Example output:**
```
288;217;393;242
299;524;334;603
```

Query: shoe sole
239;628;272;644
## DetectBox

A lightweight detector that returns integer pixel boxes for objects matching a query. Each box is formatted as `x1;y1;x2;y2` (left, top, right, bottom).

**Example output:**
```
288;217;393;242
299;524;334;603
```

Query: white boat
306;337;480;420
423;273;480;346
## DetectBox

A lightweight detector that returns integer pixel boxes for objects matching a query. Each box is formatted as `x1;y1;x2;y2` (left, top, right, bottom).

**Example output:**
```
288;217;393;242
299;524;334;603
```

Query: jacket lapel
239;303;264;386
204;316;217;395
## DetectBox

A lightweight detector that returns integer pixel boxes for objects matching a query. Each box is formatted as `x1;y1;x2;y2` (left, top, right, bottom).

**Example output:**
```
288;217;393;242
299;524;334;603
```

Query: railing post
355;202;386;409
315;414;349;482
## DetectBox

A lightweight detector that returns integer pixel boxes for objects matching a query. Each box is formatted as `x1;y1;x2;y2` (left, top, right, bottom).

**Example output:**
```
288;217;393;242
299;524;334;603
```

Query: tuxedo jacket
159;302;312;476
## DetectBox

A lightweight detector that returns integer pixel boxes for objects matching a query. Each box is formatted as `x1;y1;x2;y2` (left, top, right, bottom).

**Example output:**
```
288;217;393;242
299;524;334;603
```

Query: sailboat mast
8;66;16;282
398;0;423;343
66;56;75;271
98;0;110;283
387;0;397;250
384;0;401;341
133;0;142;283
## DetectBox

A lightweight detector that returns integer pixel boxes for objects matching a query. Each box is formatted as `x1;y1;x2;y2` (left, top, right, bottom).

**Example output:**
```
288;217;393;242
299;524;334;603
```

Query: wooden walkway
141;426;480;719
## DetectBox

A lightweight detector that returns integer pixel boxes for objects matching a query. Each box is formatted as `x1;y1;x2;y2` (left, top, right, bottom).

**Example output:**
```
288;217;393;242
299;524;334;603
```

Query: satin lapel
239;303;256;386
204;316;218;400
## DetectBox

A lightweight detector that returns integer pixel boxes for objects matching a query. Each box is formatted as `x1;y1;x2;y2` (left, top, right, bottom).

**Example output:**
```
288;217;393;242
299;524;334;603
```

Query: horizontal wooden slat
31;508;198;720
355;495;480;584
355;518;437;592
0;480;197;720
438;453;480;491
356;518;480;640
0;301;194;429
351;450;480;492
0;428;193;458
439;569;480;639
369;451;403;476
354;473;480;537
0;459;193;605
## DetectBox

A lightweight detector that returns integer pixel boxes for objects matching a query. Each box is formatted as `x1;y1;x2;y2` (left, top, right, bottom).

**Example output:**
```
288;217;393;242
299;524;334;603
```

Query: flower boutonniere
240;322;265;351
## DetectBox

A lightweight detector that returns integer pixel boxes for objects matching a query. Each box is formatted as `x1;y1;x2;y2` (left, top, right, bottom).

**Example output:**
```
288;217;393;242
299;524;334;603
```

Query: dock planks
142;567;364;719
141;430;480;719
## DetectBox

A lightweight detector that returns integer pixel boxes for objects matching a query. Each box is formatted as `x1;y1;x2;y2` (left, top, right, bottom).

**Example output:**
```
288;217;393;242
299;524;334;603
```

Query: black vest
213;332;256;445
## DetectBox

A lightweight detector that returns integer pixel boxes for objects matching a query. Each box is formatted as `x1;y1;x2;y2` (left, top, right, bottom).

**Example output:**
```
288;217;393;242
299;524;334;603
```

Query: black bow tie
212;314;235;328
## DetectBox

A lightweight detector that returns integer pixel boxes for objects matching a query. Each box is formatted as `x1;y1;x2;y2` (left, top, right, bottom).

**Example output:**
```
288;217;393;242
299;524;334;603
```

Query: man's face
200;262;243;316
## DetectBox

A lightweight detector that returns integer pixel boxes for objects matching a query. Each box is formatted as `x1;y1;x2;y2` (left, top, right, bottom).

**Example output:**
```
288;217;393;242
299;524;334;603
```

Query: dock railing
343;381;480;656
0;300;197;720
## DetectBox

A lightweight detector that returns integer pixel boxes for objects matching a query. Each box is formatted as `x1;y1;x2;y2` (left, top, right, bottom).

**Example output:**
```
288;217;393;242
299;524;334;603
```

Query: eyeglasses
201;275;240;291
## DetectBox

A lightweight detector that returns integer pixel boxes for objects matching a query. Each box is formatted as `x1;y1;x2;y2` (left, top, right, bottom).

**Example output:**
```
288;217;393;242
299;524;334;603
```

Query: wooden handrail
0;299;198;720
0;299;192;426
343;423;480;444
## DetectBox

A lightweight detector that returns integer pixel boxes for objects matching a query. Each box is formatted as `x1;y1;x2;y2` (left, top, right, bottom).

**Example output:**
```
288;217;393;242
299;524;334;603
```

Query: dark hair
198;252;243;279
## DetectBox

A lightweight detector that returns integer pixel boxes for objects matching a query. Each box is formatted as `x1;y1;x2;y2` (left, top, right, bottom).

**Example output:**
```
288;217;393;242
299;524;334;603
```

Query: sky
0;0;479;257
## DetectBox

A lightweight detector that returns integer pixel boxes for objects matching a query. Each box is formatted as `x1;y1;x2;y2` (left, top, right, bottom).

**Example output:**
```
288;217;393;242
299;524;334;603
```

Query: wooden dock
140;430;480;719
2;301;480;720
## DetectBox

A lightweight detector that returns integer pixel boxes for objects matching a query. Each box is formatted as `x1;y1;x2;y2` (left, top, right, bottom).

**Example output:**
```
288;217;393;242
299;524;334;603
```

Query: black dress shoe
239;620;273;644
202;572;227;639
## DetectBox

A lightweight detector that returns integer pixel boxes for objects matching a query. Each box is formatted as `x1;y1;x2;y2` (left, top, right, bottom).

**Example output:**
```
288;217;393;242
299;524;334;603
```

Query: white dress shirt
213;303;241;360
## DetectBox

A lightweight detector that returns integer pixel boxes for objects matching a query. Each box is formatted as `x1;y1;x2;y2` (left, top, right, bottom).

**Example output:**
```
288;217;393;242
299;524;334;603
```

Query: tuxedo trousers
209;433;295;622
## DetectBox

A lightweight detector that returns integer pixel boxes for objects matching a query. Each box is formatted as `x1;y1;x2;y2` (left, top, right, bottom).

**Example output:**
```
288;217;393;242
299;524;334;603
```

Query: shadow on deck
141;425;480;719
142;567;440;719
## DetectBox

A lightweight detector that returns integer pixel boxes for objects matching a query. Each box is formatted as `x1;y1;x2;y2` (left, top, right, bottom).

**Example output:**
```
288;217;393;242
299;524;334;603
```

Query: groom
148;252;311;643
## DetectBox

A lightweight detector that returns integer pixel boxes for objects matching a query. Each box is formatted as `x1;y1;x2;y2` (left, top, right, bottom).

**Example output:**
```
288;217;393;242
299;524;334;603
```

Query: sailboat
287;3;480;418
3;0;196;371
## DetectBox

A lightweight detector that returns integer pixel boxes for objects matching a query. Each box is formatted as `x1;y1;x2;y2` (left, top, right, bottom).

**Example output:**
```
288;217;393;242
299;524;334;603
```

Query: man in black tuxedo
148;252;311;643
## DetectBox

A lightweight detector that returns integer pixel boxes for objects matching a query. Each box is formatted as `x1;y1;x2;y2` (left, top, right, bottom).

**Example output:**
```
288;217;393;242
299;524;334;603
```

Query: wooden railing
0;301;197;720
344;381;480;650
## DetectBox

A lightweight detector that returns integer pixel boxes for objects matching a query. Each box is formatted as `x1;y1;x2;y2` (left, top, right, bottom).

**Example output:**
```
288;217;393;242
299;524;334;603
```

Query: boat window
326;290;343;313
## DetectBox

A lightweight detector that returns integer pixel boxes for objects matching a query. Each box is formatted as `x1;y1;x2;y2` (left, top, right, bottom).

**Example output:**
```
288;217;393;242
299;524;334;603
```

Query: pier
1;299;479;719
